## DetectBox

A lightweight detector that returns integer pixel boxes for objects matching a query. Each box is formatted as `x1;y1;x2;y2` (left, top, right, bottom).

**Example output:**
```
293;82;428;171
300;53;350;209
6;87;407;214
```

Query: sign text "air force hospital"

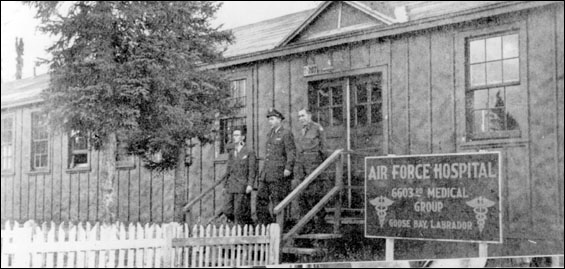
364;152;502;243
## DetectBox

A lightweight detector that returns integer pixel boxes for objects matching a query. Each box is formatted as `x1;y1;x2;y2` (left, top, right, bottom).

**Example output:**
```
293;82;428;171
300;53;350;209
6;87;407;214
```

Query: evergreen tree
26;1;233;223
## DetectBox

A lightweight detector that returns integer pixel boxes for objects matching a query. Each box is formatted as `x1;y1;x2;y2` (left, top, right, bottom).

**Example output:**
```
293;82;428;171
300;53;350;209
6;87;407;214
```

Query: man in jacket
294;107;328;232
223;127;256;225
256;108;296;225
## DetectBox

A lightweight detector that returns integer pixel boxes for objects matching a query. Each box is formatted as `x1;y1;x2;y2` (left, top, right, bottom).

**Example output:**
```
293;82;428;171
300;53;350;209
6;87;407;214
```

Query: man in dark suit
223;126;256;225
256;108;296;225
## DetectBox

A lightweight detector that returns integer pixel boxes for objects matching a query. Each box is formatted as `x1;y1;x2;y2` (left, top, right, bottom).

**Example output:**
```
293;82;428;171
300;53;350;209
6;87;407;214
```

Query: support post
385;238;394;261
478;243;488;257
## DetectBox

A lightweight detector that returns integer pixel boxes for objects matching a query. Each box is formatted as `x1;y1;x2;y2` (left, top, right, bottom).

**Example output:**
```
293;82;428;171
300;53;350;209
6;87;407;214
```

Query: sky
0;1;320;83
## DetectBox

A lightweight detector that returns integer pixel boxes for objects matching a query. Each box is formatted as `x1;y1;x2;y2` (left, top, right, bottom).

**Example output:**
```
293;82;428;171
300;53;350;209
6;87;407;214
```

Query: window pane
332;107;343;126
473;89;489;109
470;63;485;86
469;39;485;64
73;154;88;165
371;103;382;124
318;88;330;107
356;106;367;126
318;109;330;127
486;61;502;85
489;87;505;109
503;34;519;58
486;36;502;61
505;85;526;131
370;81;382;103
503;58;519;83
356;83;367;103
40;155;48;167
488;108;505;131
473;110;489;133
332;86;342;105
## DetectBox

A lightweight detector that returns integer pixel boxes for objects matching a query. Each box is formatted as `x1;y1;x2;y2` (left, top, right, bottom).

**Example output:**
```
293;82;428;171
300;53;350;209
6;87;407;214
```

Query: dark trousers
223;192;252;225
294;154;328;230
256;180;290;225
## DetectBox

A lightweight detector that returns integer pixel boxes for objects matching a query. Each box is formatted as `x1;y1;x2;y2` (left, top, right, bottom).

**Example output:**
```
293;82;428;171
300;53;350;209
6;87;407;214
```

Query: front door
308;71;385;208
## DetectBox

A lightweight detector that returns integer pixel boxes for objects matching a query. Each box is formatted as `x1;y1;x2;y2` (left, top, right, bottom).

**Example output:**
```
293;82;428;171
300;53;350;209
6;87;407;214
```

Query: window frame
1;113;15;174
67;129;91;171
216;77;250;159
456;19;529;147
30;111;50;172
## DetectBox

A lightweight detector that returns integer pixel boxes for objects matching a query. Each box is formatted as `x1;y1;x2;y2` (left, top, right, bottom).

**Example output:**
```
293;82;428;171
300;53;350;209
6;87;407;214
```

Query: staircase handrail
273;148;344;215
183;172;228;213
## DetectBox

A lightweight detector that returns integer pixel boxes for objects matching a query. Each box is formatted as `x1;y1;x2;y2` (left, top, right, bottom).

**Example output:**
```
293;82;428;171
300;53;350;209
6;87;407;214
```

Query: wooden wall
1;2;562;258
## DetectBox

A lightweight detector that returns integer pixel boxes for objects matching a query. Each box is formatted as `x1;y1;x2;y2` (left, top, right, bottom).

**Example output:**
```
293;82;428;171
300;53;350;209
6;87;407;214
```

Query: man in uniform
223;127;256;225
294;107;328;232
256;108;296;225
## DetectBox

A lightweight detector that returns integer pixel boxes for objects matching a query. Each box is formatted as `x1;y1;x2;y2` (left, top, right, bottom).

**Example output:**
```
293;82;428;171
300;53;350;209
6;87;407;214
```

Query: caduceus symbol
466;196;496;233
369;196;394;228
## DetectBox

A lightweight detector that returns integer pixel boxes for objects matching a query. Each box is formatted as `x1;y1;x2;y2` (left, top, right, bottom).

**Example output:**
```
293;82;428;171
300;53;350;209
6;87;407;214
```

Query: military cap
266;108;285;120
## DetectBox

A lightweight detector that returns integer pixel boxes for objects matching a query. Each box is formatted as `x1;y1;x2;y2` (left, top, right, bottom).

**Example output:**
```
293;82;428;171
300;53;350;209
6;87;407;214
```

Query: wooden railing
273;149;345;245
182;173;228;224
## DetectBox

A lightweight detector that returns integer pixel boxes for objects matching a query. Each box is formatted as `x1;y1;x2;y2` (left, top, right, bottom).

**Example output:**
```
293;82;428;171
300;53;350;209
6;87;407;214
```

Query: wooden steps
293;233;343;240
325;216;364;225
282;247;326;256
325;207;364;213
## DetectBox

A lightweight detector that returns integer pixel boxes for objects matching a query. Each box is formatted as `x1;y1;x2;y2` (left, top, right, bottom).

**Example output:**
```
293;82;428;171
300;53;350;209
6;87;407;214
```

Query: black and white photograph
1;1;563;267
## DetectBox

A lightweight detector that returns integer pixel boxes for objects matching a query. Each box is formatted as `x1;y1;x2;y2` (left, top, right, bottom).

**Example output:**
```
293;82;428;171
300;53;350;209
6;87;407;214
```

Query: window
116;135;134;168
352;74;382;128
218;79;247;155
1;116;14;172
466;32;525;140
68;130;89;169
31;112;49;170
309;80;344;127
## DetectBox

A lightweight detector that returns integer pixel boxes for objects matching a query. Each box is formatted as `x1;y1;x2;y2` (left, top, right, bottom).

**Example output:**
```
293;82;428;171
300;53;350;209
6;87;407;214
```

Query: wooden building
1;1;563;259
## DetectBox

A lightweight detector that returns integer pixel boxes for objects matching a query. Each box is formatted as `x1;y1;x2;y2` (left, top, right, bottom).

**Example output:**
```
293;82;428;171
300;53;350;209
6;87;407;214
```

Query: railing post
334;153;344;234
276;211;285;237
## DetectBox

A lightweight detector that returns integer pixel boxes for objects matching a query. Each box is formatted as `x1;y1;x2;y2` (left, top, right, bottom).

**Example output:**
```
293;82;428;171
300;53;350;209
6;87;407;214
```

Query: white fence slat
126;223;135;268
32;223;43;268
45;222;56;268
204;225;211;267
66;223;77;269
116;222;126;268
190;225;197;268
1;221;280;268
56;222;66;267
75;223;86;268
87;223;97;268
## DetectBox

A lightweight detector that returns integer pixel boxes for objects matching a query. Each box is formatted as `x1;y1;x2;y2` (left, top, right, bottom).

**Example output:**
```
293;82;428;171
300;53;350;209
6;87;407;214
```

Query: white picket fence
1;220;280;268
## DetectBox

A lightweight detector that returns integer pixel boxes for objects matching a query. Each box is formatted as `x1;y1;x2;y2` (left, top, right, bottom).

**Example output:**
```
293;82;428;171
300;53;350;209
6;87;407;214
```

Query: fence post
268;224;280;265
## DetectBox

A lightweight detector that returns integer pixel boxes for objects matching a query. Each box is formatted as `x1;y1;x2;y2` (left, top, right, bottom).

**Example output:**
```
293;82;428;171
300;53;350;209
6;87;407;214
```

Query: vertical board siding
408;33;432;155
118;170;129;222
139;162;152;223
350;42;370;69
430;30;456;153
88;151;99;222
151;171;164;223
506;146;531;236
369;38;390;67
389;37;409;155
187;139;202;222
199;144;215;221
52;134;62;222
163;169;175;223
28;175;36;222
556;4;564;225
257;62;275;159
527;7;560;236
80;172;90;222
289;57;308;137
19;110;31;221
60;135;70;222
213;162;227;220
274;59;291;130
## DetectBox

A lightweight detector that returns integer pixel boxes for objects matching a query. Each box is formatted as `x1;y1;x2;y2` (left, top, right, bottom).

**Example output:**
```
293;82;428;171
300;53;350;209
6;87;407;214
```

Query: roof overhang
276;1;398;48
206;1;559;70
